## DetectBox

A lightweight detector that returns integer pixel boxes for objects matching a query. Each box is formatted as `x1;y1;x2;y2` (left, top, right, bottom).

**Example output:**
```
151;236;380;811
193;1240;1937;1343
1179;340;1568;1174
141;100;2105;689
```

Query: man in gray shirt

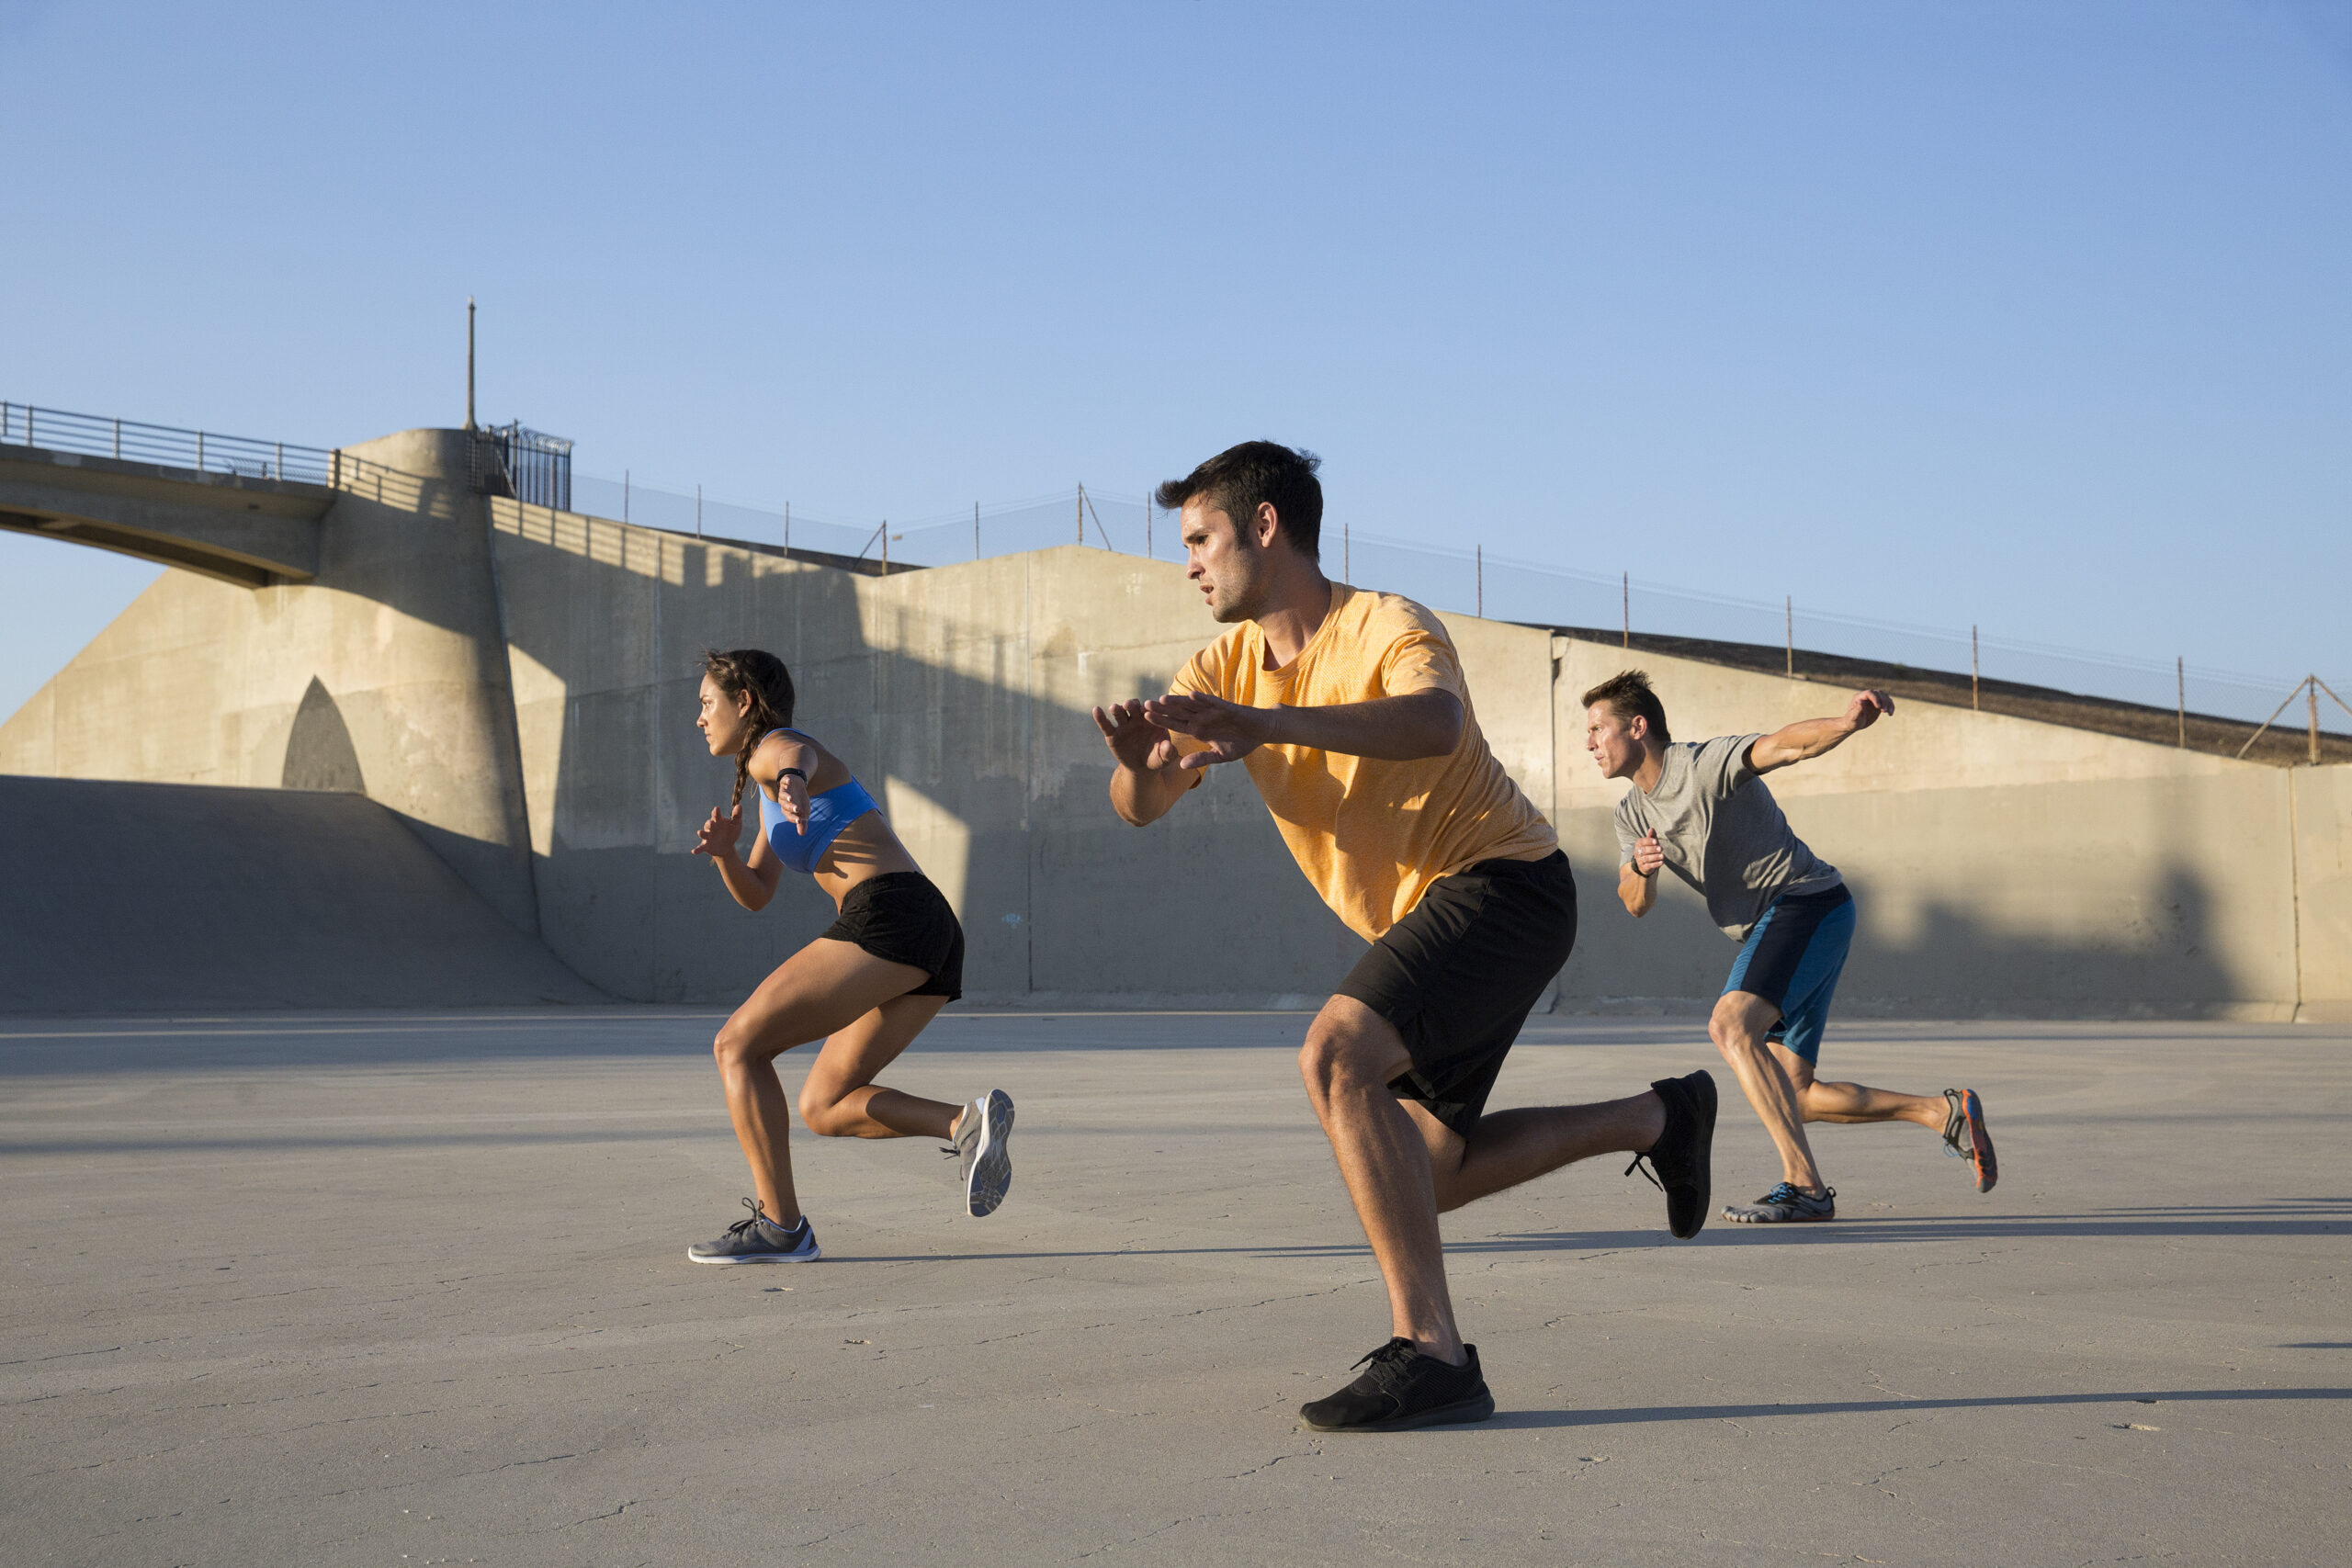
1584;670;1997;1222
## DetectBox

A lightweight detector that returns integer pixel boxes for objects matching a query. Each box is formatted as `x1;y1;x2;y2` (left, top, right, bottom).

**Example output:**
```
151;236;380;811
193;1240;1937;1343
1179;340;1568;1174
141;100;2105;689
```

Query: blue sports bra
754;728;881;874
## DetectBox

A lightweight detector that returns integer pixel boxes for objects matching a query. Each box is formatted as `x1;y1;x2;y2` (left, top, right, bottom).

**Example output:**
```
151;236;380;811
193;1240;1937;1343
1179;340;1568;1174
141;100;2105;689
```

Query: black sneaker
1299;1339;1496;1433
686;1197;822;1264
1625;1069;1716;1239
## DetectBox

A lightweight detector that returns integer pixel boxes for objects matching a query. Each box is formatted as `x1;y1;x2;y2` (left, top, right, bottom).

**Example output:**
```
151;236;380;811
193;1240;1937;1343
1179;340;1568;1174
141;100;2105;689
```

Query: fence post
2177;657;2186;747
882;524;889;574
275;441;283;479
2312;677;2322;766
196;431;204;471
1971;626;1980;710
117;421;125;460
1076;487;1085;546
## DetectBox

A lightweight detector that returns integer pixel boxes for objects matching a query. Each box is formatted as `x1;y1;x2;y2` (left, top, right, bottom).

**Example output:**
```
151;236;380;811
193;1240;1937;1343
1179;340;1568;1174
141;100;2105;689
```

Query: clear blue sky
4;1;2346;721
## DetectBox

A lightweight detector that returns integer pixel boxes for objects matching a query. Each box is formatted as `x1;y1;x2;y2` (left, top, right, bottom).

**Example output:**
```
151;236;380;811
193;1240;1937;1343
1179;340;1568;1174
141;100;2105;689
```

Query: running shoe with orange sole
1942;1088;1996;1192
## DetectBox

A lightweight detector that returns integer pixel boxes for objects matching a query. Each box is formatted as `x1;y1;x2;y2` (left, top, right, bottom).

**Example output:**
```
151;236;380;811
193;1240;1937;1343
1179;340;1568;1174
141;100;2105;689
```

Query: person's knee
1298;1023;1381;1101
796;1084;853;1136
713;1023;750;1072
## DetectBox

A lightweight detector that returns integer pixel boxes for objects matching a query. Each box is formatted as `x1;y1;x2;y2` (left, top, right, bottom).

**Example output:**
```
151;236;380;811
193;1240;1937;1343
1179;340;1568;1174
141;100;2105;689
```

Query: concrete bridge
5;410;2350;1020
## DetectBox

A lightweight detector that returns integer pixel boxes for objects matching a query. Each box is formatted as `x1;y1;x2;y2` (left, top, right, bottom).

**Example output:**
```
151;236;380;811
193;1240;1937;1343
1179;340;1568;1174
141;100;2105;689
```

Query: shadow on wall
1560;859;2243;1019
1845;863;2238;1016
280;676;365;793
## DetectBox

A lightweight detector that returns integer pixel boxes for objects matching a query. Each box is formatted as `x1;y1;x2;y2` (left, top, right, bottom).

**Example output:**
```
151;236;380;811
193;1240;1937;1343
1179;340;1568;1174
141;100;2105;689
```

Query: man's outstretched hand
1092;700;1186;773
1846;688;1895;731
1139;692;1267;769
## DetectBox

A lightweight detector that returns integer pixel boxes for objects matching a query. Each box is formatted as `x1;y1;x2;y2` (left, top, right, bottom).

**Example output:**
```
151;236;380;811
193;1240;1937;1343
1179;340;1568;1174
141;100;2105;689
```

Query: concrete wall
7;442;2347;1018
0;431;539;933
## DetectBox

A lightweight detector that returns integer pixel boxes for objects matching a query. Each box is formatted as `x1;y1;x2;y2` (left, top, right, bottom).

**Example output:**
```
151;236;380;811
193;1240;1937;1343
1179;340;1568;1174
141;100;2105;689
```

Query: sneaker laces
1755;1181;1805;1206
725;1195;796;1238
1347;1338;1419;1390
1623;1152;1666;1191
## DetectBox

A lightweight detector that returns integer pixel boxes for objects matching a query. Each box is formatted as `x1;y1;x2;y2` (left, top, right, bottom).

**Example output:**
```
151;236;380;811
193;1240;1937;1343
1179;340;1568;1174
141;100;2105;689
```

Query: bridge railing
0;400;336;485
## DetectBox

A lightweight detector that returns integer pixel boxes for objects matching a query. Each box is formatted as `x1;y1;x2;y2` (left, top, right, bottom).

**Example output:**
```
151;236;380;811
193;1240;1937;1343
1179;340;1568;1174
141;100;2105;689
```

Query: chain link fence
573;470;2341;742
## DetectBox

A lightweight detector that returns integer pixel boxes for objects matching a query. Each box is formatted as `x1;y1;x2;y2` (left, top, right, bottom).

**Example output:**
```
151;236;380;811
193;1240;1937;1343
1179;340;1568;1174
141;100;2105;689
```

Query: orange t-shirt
1172;582;1557;941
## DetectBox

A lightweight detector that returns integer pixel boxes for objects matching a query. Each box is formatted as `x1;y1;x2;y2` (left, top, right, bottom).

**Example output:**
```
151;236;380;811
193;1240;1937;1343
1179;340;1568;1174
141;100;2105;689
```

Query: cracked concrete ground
3;1009;2347;1566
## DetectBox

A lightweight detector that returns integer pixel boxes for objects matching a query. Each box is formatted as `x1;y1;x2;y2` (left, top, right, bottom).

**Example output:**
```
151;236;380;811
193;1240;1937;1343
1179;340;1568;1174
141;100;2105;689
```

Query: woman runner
685;649;1012;1262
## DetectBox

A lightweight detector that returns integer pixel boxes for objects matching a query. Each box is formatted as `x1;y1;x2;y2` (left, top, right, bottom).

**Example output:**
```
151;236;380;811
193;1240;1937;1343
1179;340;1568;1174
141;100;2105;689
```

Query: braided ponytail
700;649;797;815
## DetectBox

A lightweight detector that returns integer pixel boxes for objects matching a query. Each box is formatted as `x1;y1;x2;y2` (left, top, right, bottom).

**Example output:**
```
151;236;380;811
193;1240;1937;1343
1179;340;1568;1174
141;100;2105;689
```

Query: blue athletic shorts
1723;884;1854;1065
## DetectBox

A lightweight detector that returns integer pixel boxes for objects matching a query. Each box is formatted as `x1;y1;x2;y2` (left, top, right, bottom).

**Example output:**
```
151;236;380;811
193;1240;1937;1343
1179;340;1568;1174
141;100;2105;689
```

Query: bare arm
1137;688;1464;769
692;733;814;910
1747;689;1894;774
1092;700;1197;827
1618;832;1663;917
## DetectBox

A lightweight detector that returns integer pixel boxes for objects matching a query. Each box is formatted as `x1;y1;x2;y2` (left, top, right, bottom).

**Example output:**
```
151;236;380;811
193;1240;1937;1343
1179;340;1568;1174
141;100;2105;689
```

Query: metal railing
478;423;571;510
0;400;337;484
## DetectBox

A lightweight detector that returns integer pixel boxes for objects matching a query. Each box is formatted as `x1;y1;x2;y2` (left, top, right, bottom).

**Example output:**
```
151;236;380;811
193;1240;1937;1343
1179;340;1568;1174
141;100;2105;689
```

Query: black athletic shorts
1334;850;1577;1137
821;872;965;1001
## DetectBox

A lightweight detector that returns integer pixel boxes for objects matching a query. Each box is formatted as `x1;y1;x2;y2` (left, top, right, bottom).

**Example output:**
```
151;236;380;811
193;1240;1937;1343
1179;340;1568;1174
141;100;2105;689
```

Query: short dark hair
1154;441;1323;559
1580;669;1670;744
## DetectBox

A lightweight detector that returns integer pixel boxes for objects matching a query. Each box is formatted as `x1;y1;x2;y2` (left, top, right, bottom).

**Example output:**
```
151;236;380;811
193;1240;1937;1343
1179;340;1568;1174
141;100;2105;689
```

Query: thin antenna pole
1622;571;1629;649
465;298;477;431
1785;597;1793;677
2177;656;2186;747
1077;486;1085;546
1476;545;1483;616
1971;626;1980;711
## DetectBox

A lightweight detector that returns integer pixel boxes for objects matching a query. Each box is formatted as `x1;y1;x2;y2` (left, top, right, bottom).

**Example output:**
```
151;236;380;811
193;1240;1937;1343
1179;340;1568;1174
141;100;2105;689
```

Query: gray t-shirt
1612;734;1842;942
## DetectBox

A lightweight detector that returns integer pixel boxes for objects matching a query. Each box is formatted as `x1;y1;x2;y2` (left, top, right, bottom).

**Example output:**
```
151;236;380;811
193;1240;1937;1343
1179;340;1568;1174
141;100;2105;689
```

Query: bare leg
711;938;944;1224
1785;1050;1945;1129
1711;991;1826;1194
1299;997;1464;1364
797;992;958;1139
1415;1095;1665;1213
1297;996;1674;1363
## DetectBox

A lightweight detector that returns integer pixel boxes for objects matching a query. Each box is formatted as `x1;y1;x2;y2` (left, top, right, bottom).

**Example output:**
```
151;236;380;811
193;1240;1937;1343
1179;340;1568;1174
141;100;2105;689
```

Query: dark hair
701;648;796;813
1580;669;1671;744
1154;441;1323;560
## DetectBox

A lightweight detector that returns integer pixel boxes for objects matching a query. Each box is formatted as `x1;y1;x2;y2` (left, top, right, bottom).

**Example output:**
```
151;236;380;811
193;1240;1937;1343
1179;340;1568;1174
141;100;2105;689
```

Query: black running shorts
1334;851;1577;1137
820;872;965;1001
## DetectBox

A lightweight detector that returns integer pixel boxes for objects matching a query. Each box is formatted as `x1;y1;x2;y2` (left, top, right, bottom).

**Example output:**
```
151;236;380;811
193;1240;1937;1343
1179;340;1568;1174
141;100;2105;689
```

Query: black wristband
778;767;808;782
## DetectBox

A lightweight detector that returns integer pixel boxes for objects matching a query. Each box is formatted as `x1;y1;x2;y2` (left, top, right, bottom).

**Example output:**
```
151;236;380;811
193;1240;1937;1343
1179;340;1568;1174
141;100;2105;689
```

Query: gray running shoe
945;1089;1015;1218
1723;1181;1837;1224
686;1196;821;1263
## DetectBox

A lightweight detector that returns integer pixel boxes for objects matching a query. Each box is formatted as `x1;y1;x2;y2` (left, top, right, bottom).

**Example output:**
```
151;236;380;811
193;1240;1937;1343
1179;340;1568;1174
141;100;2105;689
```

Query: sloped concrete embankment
0;776;601;1012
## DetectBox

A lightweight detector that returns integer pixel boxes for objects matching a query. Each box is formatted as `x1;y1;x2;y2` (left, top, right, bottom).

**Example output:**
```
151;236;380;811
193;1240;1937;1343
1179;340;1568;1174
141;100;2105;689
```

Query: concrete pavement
4;1010;2347;1565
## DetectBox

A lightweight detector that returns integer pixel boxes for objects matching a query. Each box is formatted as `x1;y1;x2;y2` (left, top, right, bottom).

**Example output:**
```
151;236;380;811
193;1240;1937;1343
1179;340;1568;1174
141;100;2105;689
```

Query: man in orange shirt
1094;441;1718;1432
